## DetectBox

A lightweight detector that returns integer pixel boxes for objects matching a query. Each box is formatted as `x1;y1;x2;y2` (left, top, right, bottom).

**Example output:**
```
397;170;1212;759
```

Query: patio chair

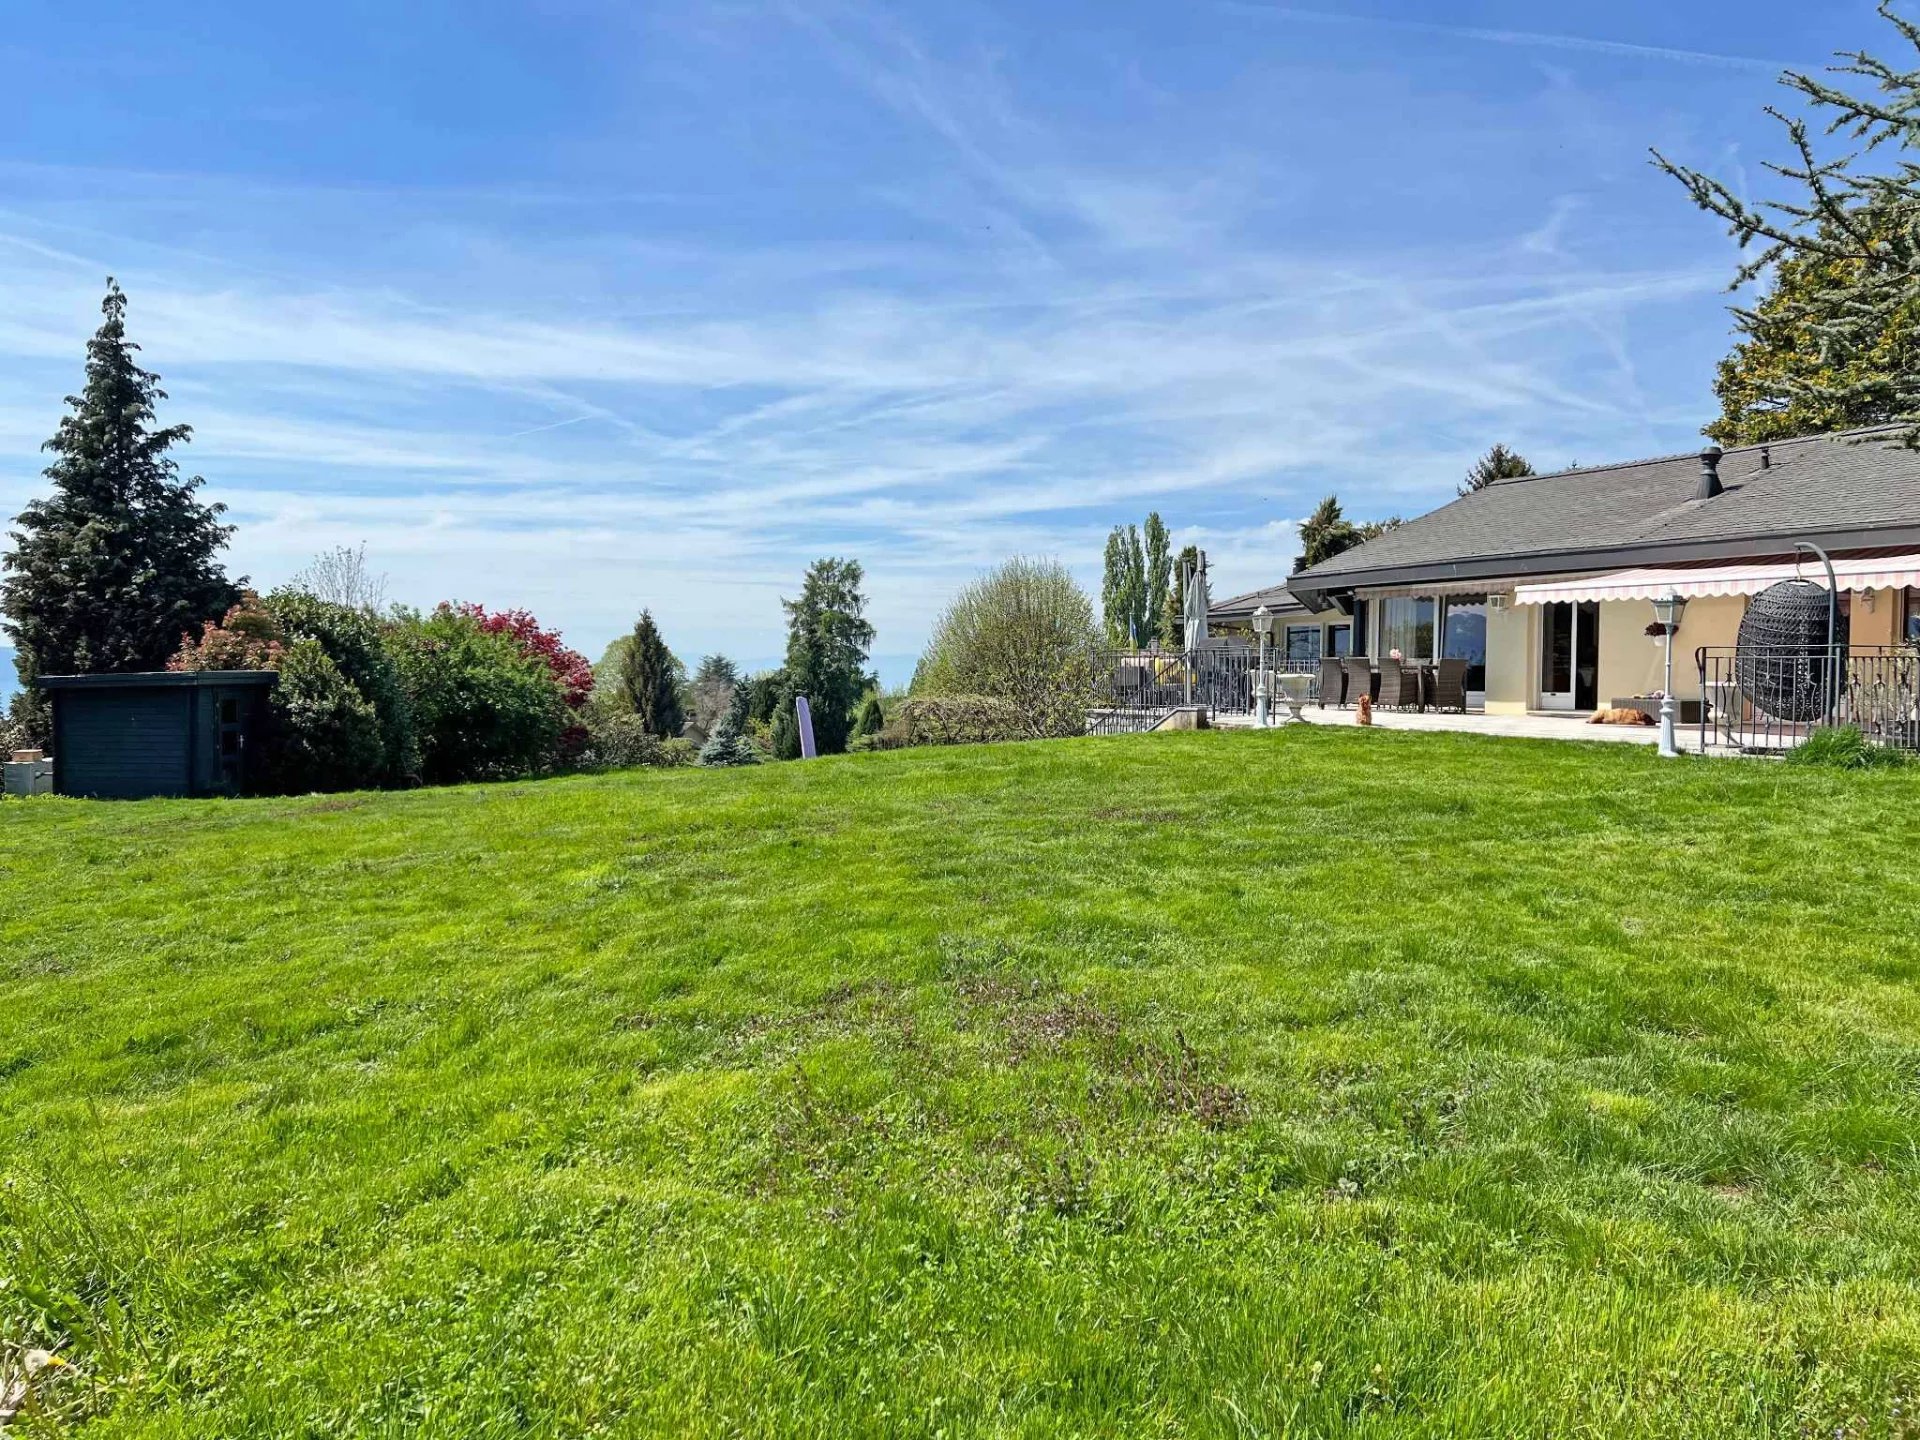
1377;657;1422;710
1318;656;1346;708
1342;656;1375;708
1431;658;1468;713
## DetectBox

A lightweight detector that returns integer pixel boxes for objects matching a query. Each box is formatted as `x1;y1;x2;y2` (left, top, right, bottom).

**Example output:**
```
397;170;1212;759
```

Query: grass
4;726;1920;1437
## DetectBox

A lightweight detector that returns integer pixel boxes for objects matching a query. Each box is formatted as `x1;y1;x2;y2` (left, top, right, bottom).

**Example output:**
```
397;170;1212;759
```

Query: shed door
214;688;249;794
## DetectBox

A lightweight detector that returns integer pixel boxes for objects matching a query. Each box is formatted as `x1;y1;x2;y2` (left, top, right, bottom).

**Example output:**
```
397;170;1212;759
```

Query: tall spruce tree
619;609;684;738
2;281;236;714
1460;444;1535;495
1654;3;1920;442
781;557;874;755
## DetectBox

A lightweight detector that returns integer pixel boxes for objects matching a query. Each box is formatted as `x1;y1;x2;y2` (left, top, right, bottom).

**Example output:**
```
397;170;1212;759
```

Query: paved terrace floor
1212;705;1717;754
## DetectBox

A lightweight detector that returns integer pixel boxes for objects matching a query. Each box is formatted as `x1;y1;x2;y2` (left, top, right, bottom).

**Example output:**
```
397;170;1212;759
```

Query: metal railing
1695;644;1920;753
1087;647;1321;733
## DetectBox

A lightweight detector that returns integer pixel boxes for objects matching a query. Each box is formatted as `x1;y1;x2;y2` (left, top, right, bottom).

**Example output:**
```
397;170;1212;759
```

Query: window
1327;624;1352;658
1906;587;1920;645
219;697;239;725
1441;596;1488;691
1378;596;1435;661
1283;625;1321;666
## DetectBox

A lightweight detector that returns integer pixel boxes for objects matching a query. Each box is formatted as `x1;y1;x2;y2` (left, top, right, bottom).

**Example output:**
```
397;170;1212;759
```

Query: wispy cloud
0;0;1750;675
1218;4;1795;75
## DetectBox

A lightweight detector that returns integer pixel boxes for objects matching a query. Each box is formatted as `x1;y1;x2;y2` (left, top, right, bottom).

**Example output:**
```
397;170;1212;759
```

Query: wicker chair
1342;656;1375;708
1377;657;1422;710
1431;658;1469;713
1318;656;1346;708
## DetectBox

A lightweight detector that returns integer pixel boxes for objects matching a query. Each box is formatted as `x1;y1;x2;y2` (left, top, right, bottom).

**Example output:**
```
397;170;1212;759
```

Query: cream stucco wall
1483;603;1531;714
1595;596;1745;704
1851;590;1899;647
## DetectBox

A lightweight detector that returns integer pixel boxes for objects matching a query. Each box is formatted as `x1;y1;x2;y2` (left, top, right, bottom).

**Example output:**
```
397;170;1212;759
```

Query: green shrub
852;691;885;740
879;695;1028;749
387;607;565;784
771;704;801;760
914;557;1102;738
257;640;384;794
266;589;419;786
579;714;697;771
1785;725;1913;770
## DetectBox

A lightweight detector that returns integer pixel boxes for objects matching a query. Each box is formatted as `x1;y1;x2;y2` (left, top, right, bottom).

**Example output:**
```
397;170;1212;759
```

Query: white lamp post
1652;592;1688;758
1252;604;1274;728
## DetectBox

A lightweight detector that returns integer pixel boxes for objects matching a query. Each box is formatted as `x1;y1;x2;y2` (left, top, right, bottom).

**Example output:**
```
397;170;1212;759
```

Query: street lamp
1252;604;1274;728
1651;592;1688;758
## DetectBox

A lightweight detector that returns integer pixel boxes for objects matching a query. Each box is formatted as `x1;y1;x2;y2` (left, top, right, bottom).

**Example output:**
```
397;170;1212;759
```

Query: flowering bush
169;592;285;673
387;607;566;783
452;603;593;762
452;604;593;709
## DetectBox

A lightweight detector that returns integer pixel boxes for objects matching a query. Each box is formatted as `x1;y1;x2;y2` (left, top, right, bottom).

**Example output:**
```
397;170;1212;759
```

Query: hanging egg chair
1734;578;1848;723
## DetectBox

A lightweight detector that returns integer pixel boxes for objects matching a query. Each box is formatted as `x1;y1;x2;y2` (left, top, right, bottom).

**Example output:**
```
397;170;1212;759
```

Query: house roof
1287;426;1920;599
1207;582;1313;624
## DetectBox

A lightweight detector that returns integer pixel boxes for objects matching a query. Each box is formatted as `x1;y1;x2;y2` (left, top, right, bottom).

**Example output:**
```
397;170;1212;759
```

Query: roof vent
1760;444;1771;470
1696;445;1724;500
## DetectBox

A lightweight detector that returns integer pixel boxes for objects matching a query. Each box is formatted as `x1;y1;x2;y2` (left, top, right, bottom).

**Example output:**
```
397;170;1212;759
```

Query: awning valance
1512;551;1920;605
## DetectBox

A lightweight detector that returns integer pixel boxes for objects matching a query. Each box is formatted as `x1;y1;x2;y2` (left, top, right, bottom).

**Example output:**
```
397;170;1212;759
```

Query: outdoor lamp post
1652;592;1688;759
1252;604;1274;728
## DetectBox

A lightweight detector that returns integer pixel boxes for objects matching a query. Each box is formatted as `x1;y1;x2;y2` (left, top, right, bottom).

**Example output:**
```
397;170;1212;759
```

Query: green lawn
5;728;1920;1437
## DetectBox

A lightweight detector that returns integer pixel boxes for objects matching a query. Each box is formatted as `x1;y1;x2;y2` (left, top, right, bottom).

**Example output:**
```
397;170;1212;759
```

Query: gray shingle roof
1208;582;1311;623
1290;426;1920;589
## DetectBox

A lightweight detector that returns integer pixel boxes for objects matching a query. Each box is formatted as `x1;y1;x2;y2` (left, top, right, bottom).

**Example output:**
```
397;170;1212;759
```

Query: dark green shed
39;671;277;799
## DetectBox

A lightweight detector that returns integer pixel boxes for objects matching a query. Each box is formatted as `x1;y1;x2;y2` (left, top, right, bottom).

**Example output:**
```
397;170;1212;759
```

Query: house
1274;426;1920;714
1206;583;1354;668
38;670;277;799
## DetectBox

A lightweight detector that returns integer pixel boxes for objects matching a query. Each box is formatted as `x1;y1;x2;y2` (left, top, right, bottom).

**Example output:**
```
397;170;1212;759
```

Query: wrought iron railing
1695;644;1920;753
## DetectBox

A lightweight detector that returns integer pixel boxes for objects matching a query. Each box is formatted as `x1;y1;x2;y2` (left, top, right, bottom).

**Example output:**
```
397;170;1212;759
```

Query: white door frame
1538;601;1589;710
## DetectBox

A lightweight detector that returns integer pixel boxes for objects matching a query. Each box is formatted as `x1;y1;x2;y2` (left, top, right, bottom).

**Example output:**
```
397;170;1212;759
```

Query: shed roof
38;670;278;691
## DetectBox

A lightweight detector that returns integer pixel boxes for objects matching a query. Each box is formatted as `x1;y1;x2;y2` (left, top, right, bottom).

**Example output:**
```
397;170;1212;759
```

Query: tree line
0;284;882;786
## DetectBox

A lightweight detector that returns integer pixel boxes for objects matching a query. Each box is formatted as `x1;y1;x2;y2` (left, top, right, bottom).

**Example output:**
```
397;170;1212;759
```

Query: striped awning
1512;550;1920;605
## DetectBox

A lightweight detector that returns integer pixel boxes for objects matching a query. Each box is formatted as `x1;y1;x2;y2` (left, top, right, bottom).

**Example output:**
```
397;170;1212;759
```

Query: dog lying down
1588;707;1656;726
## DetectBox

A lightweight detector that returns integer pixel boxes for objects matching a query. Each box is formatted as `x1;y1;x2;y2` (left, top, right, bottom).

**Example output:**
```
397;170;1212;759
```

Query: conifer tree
619;609;684;738
781;557;874;755
1655;3;1920;441
697;679;760;766
2;281;236;719
1460;444;1535;495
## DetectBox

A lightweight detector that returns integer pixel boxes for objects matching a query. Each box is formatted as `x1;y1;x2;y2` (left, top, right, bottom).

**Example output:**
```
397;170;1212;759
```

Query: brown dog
1588;707;1655;726
1356;694;1373;727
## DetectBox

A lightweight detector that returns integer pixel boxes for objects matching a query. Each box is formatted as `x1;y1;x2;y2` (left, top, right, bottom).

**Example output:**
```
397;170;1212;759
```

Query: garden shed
38;671;277;799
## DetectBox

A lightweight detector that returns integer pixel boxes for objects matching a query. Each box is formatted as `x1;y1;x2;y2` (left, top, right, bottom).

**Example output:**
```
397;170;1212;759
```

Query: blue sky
0;1;1891;684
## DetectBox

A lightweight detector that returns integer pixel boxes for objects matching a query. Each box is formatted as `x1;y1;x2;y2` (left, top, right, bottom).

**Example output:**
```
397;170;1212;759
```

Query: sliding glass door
1538;601;1599;710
